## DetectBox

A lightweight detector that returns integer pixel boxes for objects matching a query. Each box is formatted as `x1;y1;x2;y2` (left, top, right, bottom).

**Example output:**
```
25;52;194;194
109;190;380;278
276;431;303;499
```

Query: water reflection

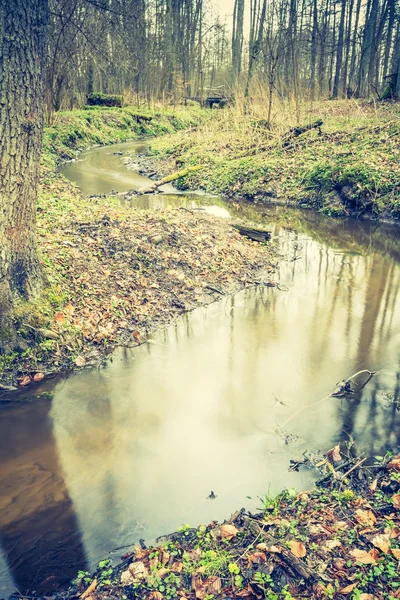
0;214;399;595
0;398;87;595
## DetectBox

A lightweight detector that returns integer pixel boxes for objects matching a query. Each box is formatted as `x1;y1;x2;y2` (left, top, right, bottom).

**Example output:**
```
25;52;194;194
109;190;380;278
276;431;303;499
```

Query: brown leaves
33;372;45;382
391;548;400;560
80;578;97;599
121;561;148;585
191;574;221;600
387;456;400;472
148;592;163;600
349;549;377;564
339;582;358;594
221;524;239;540
289;540;307;558
392;494;400;509
327;444;342;463
74;355;86;367
371;533;391;553
355;509;376;527
18;375;31;386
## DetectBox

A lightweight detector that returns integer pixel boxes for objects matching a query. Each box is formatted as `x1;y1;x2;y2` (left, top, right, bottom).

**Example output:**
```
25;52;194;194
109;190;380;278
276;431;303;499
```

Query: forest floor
0;106;277;388
146;100;400;221
48;448;400;600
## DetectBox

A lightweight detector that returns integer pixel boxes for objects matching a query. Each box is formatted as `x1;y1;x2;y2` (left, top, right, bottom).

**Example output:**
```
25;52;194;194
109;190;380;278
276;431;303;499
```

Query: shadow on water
0;141;399;595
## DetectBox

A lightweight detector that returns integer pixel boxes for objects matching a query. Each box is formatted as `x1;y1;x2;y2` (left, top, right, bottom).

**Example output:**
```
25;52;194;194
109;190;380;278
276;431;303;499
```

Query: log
245;518;315;580
137;166;203;194
233;225;271;243
282;120;323;147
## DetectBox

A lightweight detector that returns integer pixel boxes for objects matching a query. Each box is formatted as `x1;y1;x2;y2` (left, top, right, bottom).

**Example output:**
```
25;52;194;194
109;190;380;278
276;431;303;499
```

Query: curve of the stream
0;141;399;596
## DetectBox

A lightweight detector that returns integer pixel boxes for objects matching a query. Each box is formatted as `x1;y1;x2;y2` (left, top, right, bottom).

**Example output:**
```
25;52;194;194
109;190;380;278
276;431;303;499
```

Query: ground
147;100;400;221
0;106;276;388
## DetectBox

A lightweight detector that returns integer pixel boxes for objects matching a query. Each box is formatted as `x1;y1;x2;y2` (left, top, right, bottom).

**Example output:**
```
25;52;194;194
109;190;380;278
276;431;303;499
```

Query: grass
148;98;400;220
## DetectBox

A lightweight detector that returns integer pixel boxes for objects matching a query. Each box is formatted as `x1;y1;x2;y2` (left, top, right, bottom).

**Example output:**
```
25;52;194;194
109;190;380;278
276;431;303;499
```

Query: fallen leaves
349;549;377;564
33;372;45;382
355;509;377;527
392;494;400;509
371;533;391;554
221;524;239;540
387;456;400;472
192;574;221;600
327;444;342;463
74;355;86;367
289;540;307;558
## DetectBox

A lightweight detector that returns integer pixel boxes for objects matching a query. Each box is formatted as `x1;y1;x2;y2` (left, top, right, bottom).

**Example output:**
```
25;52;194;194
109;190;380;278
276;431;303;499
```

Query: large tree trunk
0;0;48;350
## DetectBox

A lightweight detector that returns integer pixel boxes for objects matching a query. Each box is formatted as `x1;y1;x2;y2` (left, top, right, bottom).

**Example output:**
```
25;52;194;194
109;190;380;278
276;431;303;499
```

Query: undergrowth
149;99;400;220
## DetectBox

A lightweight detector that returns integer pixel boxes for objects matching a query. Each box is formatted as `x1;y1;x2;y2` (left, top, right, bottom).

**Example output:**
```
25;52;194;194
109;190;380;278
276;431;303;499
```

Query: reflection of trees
0;400;87;594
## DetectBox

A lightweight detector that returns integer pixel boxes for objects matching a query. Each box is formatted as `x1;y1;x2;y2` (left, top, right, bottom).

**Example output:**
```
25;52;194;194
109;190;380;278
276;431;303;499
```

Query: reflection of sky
0;552;14;598
1;218;400;594
49;226;400;575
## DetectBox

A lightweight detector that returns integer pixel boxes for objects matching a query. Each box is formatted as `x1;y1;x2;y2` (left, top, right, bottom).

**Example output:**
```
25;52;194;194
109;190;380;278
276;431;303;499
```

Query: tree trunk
0;0;47;350
332;0;347;97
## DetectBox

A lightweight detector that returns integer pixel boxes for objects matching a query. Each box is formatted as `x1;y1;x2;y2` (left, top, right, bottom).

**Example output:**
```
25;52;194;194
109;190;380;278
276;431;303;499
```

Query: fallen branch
282;120;323;147
233;225;271;243
137;165;203;194
244;517;316;580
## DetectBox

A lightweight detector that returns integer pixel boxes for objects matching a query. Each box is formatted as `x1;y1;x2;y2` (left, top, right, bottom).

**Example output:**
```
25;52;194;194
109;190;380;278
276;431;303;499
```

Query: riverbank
146;100;400;221
55;446;400;600
0;106;277;388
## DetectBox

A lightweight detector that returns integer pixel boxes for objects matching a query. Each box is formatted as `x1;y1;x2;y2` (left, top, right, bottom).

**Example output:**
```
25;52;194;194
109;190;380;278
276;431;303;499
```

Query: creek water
1;141;400;596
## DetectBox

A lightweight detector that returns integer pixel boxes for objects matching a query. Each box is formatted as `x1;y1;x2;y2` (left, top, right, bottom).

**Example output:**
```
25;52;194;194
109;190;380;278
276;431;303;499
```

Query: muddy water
0;143;400;596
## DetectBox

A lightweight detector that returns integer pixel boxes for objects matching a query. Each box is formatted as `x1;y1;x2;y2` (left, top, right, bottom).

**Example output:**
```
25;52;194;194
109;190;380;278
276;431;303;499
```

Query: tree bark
0;0;48;349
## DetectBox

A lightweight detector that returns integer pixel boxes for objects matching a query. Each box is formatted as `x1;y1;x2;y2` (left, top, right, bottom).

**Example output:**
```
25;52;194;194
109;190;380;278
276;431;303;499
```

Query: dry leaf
221;523;239;540
207;576;222;596
355;509;376;526
371;533;391;554
289;540;307;558
121;569;135;585
65;303;75;314
327;444;342;463
339;583;358;594
359;595;376;600
172;561;183;573
369;478;378;492
129;561;148;579
387;456;400;472
133;330;141;344
392;548;400;560
248;551;267;564
33;372;45;382
392;494;400;509
323;539;341;551
333;558;346;570
148;593;163;600
54;311;66;324
18;375;31;386
388;526;400;538
350;549;377;564
80;579;97;599
74;355;86;367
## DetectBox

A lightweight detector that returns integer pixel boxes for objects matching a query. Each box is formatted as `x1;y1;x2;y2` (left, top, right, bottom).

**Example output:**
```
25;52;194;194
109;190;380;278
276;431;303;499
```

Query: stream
0;141;400;596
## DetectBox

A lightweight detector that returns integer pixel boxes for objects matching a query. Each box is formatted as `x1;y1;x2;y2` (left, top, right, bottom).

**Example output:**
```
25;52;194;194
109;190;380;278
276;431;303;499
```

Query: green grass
148;100;400;220
42;104;210;169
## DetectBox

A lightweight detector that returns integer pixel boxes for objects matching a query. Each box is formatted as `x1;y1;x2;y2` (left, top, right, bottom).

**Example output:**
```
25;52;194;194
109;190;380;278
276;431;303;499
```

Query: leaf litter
48;449;400;600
